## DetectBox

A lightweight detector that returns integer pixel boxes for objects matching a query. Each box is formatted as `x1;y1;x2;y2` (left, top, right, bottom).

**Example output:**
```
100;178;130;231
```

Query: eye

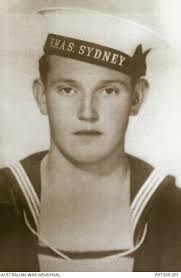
102;87;117;95
57;86;75;95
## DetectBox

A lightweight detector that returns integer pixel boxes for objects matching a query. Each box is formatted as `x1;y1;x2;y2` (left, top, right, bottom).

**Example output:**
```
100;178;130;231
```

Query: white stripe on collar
131;168;167;237
8;162;40;231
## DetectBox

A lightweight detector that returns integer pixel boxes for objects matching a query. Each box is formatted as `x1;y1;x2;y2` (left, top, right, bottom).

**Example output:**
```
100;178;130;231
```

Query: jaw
48;135;127;176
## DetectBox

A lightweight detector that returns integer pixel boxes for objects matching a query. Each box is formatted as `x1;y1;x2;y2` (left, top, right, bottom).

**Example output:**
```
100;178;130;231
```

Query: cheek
45;103;67;137
46;94;76;126
100;97;132;129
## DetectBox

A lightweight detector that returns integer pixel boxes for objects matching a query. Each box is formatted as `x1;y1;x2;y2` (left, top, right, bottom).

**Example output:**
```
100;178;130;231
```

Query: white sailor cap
38;7;164;79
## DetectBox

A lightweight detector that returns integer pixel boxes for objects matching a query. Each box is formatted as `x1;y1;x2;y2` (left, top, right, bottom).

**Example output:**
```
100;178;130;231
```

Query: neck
43;139;129;191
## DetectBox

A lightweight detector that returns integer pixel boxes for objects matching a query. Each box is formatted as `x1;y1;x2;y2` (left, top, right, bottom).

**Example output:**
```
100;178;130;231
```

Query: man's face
38;56;137;164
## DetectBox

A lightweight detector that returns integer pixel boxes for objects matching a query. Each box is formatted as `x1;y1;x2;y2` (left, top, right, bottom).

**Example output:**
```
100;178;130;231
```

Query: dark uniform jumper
0;151;181;271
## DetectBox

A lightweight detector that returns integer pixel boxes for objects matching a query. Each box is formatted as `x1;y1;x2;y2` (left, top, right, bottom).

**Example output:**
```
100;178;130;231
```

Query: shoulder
132;154;181;215
128;153;176;196
128;154;154;173
128;154;154;200
20;150;48;198
20;150;48;168
0;167;14;205
128;153;181;229
129;155;181;270
154;181;181;221
0;167;20;227
0;150;47;206
150;182;181;271
142;162;181;241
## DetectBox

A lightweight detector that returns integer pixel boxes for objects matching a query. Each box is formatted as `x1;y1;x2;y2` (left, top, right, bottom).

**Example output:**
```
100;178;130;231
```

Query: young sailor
0;7;181;272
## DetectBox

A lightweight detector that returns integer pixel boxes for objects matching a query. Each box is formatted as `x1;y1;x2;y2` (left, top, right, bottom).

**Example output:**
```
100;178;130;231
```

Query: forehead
46;55;131;84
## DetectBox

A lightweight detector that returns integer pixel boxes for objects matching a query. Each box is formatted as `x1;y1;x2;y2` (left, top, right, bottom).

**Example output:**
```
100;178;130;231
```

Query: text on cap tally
44;34;133;75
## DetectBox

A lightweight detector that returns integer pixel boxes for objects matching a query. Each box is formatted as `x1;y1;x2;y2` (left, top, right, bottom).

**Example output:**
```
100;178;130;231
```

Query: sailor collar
6;151;168;256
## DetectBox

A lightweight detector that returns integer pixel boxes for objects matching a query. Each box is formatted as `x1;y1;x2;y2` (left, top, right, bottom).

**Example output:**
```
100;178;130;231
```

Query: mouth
73;130;102;136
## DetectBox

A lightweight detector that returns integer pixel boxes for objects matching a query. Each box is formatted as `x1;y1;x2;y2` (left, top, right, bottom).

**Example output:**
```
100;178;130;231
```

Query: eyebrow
48;78;130;91
48;78;79;87
94;79;131;91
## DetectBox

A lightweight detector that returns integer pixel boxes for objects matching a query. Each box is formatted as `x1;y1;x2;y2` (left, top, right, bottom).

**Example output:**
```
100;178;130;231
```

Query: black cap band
44;34;150;78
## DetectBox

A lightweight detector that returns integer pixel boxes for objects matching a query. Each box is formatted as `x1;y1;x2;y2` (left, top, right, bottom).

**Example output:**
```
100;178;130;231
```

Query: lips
73;130;102;135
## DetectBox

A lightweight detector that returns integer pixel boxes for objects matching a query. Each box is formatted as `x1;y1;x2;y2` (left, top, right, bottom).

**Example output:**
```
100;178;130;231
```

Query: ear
130;77;149;116
32;79;48;115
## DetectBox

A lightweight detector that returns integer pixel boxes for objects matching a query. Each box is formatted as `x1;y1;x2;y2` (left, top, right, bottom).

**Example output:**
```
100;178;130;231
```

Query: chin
60;147;113;166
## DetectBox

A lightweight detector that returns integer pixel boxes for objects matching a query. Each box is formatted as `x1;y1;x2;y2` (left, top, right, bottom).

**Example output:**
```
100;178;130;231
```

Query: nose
77;94;99;122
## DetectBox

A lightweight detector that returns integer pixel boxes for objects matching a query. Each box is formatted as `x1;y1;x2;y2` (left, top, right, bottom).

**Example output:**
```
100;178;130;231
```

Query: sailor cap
38;7;164;79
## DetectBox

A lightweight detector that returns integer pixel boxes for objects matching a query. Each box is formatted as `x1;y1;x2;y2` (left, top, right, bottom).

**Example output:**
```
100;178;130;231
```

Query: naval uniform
0;151;181;271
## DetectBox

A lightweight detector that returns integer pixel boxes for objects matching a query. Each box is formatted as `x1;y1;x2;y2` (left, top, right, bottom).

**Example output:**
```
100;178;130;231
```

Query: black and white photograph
0;0;181;272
